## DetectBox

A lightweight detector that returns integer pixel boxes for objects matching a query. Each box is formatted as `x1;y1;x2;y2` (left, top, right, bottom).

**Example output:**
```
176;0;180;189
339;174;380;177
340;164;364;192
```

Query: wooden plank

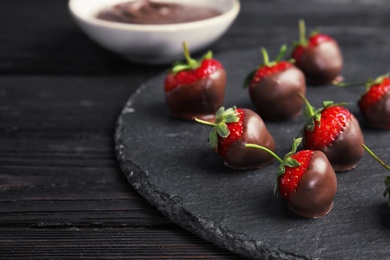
0;227;241;259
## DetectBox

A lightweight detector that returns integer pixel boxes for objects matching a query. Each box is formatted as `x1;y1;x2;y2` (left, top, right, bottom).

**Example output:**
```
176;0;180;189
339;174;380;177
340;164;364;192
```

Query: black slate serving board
115;47;390;259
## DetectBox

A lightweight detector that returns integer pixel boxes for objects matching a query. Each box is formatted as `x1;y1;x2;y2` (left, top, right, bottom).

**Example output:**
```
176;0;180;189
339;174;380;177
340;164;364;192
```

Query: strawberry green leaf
245;141;301;196
243;70;256;88
284;157;300;167
215;107;225;121
284;137;302;158
273;182;279;196
310;29;321;37
281;138;302;171
384;176;390;207
299;93;315;118
222;107;236;117
244;44;290;88
306;119;315;131
322;100;334;108
209;128;218;148
291;137;302;153
196;106;240;149
303;105;315;119
224;113;239;123
216;106;239;124
362;144;390;207
314;113;322;125
277;164;285;178
363;74;389;91
170;42;211;74
201;50;213;61
275;44;287;62
323;100;350;110
299;94;352;132
215;122;230;138
172;64;192;74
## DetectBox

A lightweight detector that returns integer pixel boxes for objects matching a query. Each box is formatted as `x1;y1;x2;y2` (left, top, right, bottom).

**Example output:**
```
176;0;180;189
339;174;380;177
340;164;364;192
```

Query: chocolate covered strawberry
244;45;306;120
195;106;275;170
362;144;390;207
358;75;390;129
164;42;226;121
300;94;364;172
246;138;337;218
291;19;343;85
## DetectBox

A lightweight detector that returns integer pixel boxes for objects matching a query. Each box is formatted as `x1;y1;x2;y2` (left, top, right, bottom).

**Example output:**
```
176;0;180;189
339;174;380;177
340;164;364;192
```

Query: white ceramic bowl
69;0;240;64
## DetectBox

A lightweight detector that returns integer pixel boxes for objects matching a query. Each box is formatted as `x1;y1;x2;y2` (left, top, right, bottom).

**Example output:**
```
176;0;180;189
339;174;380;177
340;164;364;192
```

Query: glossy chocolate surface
360;91;390;129
304;114;365;172
96;0;222;25
223;109;275;170
250;65;306;120
287;151;337;218
296;40;343;85
165;69;226;121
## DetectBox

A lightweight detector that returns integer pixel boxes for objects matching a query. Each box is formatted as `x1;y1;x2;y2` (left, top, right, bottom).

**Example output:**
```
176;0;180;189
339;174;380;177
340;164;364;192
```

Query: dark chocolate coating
304;114;365;172
359;91;390;129
287;151;337;218
165;69;226;121
96;1;221;25
249;65;306;120
223;109;275;170
296;40;343;85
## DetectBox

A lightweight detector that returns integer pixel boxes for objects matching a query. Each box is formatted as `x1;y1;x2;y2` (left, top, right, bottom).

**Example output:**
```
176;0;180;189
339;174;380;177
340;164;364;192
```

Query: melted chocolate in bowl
96;0;222;25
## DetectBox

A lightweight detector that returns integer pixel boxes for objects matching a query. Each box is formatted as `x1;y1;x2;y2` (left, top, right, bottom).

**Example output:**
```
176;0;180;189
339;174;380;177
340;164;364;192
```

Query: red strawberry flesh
250;61;292;87
164;59;223;92
292;33;332;62
287;150;337;218
217;109;244;157
359;78;390;110
278;150;314;199
308;34;332;48
304;106;351;149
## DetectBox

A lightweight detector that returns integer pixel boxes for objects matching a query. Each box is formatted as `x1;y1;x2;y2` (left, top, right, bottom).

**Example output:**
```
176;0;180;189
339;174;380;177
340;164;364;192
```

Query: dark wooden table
1;0;389;259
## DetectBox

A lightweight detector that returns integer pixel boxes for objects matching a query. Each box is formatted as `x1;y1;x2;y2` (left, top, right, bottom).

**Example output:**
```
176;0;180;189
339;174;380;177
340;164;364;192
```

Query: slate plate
115;47;390;259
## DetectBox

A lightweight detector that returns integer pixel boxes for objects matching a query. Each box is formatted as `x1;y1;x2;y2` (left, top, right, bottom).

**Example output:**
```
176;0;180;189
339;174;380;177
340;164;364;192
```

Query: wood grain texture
0;227;241;259
1;0;389;258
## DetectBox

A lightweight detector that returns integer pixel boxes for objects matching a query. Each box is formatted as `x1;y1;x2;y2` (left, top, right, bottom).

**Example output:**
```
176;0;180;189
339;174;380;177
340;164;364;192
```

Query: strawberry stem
246;138;302;195
171;42;204;74
245;144;283;164
362;144;390;207
182;42;197;68
298;93;315;117
299;19;307;46
195;106;239;148
333;81;364;88
194;118;216;127
261;47;270;66
334;74;389;90
362;144;390;171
